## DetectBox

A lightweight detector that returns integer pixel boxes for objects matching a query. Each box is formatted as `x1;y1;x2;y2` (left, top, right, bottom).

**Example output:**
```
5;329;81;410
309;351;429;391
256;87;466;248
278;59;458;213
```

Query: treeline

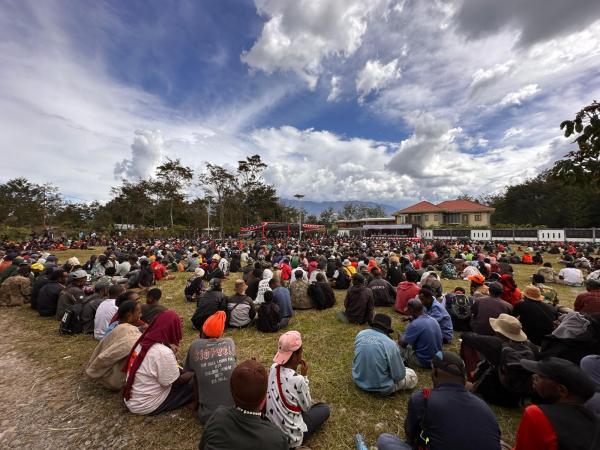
485;171;600;228
0;155;388;238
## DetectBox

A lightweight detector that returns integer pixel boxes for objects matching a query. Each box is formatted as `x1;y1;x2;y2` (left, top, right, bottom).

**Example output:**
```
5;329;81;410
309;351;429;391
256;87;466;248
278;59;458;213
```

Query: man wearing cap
398;299;443;369
462;314;538;407
377;351;501;450
513;285;556;346
267;331;330;448
336;273;374;325
0;264;32;307
199;359;288;449
352;314;418;394
184;311;236;424
191;278;228;331
514;357;600;450
55;269;88;320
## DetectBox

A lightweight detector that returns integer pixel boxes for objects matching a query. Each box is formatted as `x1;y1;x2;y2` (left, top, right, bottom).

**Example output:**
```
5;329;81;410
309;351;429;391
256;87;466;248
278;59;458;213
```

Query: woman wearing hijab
123;310;194;415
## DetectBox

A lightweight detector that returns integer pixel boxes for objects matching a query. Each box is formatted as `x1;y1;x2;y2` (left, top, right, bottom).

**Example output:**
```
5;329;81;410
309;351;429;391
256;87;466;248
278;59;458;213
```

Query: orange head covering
202;311;226;338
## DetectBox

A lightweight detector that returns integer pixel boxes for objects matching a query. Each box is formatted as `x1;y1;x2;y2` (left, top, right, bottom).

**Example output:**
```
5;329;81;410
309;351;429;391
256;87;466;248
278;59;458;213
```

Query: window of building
434;214;439;221
461;214;469;224
424;214;429;221
475;214;482;221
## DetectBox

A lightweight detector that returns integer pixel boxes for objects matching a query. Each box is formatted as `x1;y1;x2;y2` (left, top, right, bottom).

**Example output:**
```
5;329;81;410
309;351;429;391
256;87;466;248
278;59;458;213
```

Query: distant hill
281;199;401;216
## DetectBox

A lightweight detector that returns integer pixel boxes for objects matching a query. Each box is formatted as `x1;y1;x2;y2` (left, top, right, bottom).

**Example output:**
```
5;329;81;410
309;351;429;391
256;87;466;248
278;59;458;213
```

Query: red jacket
395;282;419;315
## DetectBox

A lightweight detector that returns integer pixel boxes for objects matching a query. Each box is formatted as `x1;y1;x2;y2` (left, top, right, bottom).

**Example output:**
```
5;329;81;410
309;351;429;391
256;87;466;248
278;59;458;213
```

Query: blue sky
1;0;600;205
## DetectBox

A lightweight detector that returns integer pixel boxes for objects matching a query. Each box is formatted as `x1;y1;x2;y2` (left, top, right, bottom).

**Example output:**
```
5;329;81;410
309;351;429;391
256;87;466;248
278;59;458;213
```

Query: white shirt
290;268;308;282
254;279;272;305
94;299;117;340
124;343;179;415
558;267;584;286
266;364;312;448
116;261;131;277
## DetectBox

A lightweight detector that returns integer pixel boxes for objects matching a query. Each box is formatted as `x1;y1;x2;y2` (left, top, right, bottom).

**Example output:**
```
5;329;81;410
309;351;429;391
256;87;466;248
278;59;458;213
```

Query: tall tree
553;100;600;184
202;164;238;237
156;158;194;229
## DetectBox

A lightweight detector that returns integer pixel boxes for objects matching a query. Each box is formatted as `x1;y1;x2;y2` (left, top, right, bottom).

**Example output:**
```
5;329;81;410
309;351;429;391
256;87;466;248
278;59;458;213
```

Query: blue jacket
404;314;442;366
352;328;406;394
425;299;454;342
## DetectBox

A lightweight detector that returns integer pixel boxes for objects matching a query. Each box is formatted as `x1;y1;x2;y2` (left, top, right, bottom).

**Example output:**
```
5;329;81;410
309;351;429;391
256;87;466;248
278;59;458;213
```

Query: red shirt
280;263;292;281
513;405;557;450
395;281;420;315
151;261;166;281
574;290;600;315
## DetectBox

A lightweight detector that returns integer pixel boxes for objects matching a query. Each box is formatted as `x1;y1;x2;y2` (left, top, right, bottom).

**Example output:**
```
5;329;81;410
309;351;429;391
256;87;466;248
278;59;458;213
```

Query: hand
298;359;308;376
169;343;180;355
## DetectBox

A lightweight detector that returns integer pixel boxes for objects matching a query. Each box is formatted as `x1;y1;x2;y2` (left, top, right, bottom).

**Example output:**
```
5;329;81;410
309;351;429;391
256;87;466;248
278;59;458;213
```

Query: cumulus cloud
356;58;401;101
242;0;392;88
114;130;165;180
454;0;600;47
498;84;541;107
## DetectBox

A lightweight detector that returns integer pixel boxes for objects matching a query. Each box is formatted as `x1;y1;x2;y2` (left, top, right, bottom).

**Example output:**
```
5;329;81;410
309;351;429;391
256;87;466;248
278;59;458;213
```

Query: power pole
294;194;305;241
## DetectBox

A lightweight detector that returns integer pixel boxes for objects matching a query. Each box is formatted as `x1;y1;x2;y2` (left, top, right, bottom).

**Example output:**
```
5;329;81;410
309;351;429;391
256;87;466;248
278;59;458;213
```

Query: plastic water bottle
355;434;368;450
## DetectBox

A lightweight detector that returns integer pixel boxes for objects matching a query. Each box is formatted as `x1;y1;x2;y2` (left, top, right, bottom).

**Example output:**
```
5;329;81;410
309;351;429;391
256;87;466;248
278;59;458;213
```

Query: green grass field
2;249;587;449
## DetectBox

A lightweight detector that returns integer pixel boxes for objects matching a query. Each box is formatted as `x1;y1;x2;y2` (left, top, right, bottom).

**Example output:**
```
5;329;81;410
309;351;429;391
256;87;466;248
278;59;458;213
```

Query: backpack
498;341;536;395
448;294;473;321
59;302;84;335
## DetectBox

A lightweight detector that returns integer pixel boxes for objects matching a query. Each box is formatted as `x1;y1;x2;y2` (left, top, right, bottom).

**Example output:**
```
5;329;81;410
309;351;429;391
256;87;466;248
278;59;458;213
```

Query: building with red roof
393;199;494;227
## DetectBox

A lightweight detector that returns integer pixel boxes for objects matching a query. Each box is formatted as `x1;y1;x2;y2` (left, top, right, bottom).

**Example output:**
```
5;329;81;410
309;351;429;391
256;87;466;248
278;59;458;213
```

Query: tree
0;178;64;227
553;101;600;184
156;158;194;229
318;207;336;226
202;164;238;237
237;155;279;225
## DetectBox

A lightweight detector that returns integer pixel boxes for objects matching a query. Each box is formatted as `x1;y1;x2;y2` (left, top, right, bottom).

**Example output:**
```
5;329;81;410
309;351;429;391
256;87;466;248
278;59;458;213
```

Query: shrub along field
0;249;586;449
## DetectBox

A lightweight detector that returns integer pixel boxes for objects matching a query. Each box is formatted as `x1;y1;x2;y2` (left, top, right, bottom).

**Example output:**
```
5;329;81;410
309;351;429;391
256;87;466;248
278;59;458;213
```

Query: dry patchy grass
1;249;586;449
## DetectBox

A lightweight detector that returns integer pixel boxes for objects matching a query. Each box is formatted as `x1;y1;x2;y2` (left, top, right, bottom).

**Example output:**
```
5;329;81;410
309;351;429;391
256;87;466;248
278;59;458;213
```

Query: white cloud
242;0;392;88
470;61;514;95
356;58;401;101
502;127;523;140
327;76;341;102
114;130;165;180
498;84;541;107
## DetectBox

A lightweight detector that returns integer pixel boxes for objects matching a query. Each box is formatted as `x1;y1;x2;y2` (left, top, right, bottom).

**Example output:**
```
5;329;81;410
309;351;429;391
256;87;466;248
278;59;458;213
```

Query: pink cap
273;331;302;365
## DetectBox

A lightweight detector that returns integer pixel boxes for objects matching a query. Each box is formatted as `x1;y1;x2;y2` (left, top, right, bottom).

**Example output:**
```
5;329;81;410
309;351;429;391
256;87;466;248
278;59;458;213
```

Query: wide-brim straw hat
489;314;527;342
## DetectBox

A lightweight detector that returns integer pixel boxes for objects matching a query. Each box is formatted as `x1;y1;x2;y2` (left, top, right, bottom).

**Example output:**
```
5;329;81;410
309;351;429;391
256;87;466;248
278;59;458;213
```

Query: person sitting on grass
290;269;313;310
184;268;205;303
537;262;557;284
376;351;501;450
395;270;420;315
184;311;236;424
227;279;257;328
336;273;374;325
353;313;418;394
418;285;453;344
93;284;125;340
0;263;32;307
461;314;538;408
104;299;143;337
580;355;600;414
512;285;556;346
270;277;294;319
55;269;88;320
574;278;600;317
141;287;166;324
514;357;599;450
191;278;228;331
199;359;288;450
37;268;67;317
267;331;330;449
398;299;442;369
123;310;195;415
85;300;143;391
256;290;288;333
368;268;396;306
557;262;584;287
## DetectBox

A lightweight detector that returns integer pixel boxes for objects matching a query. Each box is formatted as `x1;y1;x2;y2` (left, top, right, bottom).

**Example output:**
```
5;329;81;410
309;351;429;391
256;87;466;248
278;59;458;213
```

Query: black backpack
335;268;350;290
447;293;473;321
498;341;536;395
59;303;85;335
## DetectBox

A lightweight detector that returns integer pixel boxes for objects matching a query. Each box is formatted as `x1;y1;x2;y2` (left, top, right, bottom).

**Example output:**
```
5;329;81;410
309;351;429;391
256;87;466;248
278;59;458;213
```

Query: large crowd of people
1;234;600;449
